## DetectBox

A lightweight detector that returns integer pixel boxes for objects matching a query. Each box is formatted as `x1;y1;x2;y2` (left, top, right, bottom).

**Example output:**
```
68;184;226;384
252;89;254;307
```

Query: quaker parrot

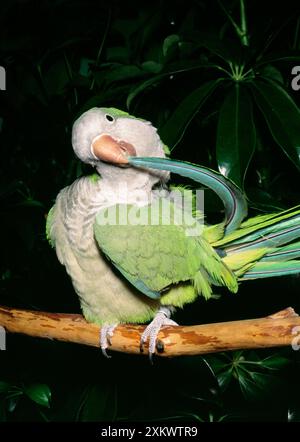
46;107;300;359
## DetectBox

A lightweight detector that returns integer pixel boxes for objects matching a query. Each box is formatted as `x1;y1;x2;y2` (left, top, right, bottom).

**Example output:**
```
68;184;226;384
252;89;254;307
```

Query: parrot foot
140;307;177;363
100;324;118;358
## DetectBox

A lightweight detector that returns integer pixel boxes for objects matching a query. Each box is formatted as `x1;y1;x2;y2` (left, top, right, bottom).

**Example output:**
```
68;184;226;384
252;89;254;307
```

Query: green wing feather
94;199;238;303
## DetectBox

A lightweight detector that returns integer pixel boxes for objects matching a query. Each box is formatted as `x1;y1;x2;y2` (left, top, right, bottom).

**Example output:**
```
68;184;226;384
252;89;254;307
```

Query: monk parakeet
46;107;300;359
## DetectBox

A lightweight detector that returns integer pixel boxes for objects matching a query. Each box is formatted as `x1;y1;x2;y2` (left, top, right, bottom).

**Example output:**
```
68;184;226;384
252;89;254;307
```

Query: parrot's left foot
100;324;118;358
140;307;177;362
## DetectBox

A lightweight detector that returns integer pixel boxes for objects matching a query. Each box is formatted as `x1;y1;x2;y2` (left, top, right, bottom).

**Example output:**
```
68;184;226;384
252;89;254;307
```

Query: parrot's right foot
100;324;118;358
140;307;177;363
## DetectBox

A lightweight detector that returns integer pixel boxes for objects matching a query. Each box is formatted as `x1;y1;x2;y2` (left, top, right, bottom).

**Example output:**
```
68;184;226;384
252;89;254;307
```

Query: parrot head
72;107;170;187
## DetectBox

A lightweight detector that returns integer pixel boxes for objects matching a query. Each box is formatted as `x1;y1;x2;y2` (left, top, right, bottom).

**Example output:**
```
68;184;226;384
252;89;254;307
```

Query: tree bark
0;305;299;357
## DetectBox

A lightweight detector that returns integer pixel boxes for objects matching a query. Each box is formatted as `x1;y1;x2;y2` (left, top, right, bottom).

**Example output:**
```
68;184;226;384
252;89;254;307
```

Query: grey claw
156;339;165;353
149;352;154;365
101;347;112;359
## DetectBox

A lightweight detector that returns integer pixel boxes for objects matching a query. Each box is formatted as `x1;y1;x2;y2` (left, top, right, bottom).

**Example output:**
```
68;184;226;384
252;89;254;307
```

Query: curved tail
128;156;248;234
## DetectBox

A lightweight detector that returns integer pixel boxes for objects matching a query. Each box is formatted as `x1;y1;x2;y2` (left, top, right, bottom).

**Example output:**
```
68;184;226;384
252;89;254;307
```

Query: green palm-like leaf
183;31;241;63
216;83;256;187
260;355;290;369
206;351;289;398
23;383;51;408
163;34;180;58
250;79;300;169
159;79;223;148
126;61;208;109
255;53;300;68
216;369;232;392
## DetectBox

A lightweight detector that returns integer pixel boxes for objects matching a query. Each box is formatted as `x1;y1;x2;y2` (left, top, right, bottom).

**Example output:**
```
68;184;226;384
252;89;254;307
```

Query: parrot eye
105;114;114;123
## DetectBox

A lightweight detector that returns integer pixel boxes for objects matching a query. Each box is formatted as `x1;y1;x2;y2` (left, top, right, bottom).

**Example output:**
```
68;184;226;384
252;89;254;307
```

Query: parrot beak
91;134;136;166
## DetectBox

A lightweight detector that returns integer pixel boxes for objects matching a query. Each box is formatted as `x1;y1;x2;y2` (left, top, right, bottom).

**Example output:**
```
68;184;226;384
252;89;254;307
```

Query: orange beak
91;134;136;166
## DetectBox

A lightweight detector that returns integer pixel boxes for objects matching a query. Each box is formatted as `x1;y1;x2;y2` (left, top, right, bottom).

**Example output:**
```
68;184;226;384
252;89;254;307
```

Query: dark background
1;0;300;422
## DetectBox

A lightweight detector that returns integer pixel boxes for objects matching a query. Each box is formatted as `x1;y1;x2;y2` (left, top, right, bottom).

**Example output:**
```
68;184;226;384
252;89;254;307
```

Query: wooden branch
0;306;299;357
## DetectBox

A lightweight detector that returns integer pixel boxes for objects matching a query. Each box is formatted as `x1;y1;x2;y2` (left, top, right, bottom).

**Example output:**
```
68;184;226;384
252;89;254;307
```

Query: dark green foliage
1;0;300;422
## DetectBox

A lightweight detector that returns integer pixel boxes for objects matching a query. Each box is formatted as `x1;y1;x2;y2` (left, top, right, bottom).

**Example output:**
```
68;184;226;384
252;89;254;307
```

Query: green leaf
113;18;144;40
24;384;51;408
247;188;286;212
235;365;279;399
255;53;300;68
235;368;258;398
141;61;163;74
178;41;196;58
159;79;223;148
216;84;256;187
248;371;276;390
15;199;45;209
79;383;117;421
0;382;10;393
126;61;204;108
43;59;70;96
127;74;167;109
260;65;284;84
163;34;180;58
204;355;232;392
207;351;288;400
7;397;19;413
78;85;130;114
79;58;93;77
260;355;290;370
250;79;300;169
103;65;144;84
183;31;241;63
204;355;230;373
106;47;129;63
216;369;232;392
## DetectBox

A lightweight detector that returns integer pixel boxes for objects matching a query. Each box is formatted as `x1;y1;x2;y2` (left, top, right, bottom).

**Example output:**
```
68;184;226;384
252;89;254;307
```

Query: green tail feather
240;260;300;280
213;206;300;248
219;206;300;280
262;241;300;262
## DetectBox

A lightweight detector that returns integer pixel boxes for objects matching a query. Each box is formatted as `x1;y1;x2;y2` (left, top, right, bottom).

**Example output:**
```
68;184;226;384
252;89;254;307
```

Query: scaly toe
100;324;117;358
140;308;178;361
